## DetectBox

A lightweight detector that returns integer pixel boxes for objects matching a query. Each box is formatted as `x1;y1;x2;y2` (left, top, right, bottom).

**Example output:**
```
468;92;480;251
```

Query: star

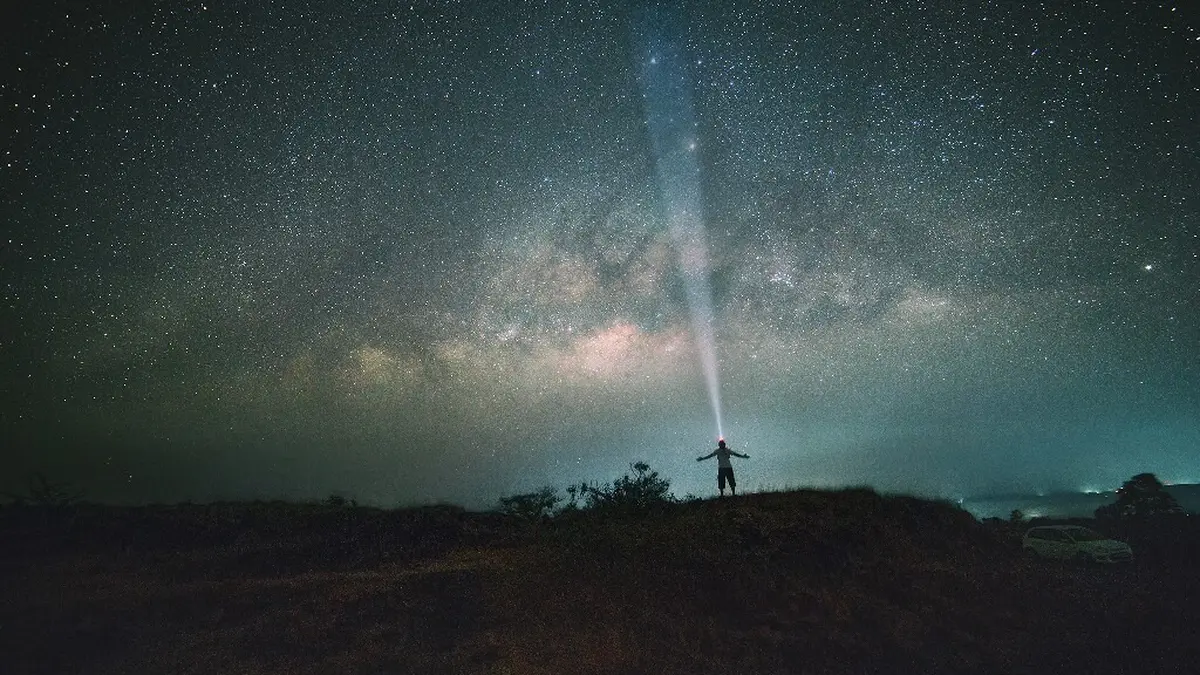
1;0;1195;506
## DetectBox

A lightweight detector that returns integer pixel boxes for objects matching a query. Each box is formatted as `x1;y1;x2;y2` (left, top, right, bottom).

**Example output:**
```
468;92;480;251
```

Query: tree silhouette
496;463;675;520
576;462;674;511
1095;472;1183;520
497;486;561;521
4;473;85;508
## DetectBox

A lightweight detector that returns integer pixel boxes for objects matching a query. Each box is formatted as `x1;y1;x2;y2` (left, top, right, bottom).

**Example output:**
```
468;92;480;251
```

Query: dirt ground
3;492;1198;674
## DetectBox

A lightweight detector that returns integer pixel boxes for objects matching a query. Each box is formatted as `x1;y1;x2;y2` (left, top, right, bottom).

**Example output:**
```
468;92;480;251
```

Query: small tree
578;462;675;511
10;473;85;508
497;486;561;522
1009;509;1025;524
1095;472;1182;520
323;493;357;508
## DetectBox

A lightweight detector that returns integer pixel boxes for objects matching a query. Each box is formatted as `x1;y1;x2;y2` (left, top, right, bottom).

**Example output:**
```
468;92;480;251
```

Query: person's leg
718;469;726;496
729;470;736;496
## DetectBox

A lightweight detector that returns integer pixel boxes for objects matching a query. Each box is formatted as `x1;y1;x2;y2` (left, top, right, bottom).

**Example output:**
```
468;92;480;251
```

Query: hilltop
2;489;1198;674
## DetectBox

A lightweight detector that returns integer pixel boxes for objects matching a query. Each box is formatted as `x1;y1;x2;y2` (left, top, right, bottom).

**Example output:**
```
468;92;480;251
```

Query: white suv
1022;525;1133;564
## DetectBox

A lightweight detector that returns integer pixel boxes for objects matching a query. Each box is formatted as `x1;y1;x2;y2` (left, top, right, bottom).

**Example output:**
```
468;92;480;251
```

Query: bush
497;486;561;522
323;494;357;508
575;462;675;511
4;473;84;508
496;462;675;521
1095;472;1183;520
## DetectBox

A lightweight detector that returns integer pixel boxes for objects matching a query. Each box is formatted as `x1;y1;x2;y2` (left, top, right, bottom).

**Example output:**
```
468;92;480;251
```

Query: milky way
2;1;1197;506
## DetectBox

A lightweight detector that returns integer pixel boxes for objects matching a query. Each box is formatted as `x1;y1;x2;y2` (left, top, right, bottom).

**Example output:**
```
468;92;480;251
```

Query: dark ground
2;489;1198;674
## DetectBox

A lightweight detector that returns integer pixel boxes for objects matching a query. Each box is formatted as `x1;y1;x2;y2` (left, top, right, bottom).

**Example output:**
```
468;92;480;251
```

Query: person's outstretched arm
735;451;750;459
697;451;715;461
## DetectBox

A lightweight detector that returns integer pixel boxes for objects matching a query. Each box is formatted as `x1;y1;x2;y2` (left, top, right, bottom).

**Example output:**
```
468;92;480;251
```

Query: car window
1065;528;1104;542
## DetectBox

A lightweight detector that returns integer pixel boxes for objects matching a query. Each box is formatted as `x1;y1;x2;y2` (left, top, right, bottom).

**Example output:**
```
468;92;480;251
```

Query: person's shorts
718;467;735;490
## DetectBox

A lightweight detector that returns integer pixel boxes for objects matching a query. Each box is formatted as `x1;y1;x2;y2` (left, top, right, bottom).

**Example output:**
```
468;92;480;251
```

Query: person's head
717;439;726;448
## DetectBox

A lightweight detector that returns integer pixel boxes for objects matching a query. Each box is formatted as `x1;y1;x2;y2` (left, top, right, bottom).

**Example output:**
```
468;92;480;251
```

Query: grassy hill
3;489;1198;674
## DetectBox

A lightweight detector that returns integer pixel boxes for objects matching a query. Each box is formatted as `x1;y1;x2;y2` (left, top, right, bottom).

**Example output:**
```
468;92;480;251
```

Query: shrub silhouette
1095;472;1183;520
5;473;85;508
497;486;561;521
575;462;675;511
496;463;674;519
323;493;357;508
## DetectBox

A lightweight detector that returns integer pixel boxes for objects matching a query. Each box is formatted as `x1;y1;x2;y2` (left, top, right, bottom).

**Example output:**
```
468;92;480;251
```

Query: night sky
3;1;1197;507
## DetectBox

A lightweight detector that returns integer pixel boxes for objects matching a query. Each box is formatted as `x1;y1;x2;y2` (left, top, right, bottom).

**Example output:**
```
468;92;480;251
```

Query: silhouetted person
697;439;749;496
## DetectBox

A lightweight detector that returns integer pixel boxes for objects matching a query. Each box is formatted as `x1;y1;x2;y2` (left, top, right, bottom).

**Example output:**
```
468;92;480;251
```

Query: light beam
635;5;724;440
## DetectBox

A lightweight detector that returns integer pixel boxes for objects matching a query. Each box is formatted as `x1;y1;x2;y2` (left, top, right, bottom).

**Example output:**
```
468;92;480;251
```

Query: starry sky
3;0;1197;507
